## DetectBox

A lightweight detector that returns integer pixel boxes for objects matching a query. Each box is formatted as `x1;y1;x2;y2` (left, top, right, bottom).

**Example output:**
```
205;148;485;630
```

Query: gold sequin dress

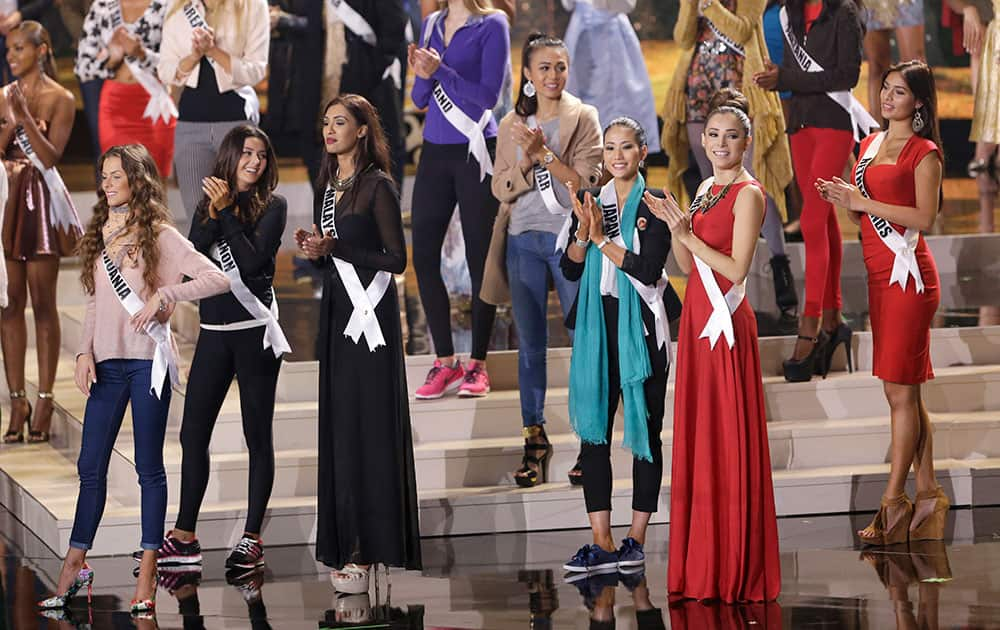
971;0;1000;144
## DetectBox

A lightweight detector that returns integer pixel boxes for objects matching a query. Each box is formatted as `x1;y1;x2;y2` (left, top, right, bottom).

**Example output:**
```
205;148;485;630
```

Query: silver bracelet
574;235;589;249
597;237;611;250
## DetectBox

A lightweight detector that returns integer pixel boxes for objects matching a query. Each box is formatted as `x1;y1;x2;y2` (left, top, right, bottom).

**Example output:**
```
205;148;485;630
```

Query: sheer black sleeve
187;212;222;256
219;196;287;278
330;178;408;274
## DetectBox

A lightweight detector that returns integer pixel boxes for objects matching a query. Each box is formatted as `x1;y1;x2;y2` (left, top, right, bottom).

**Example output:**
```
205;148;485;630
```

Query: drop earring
522;80;536;98
912;107;925;133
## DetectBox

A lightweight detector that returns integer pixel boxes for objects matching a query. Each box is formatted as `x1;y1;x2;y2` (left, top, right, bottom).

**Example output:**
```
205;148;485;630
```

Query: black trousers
581;298;669;514
411;140;499;360
176;327;282;534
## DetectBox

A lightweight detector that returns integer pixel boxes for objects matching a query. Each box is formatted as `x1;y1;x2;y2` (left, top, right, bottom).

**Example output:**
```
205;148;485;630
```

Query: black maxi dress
313;168;421;571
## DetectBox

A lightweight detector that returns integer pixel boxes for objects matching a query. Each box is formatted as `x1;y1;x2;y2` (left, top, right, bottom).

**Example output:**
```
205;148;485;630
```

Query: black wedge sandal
782;331;829;383
514;426;552;488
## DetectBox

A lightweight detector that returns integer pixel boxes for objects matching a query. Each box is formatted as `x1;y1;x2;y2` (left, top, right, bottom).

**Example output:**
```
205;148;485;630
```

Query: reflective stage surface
3;506;1000;628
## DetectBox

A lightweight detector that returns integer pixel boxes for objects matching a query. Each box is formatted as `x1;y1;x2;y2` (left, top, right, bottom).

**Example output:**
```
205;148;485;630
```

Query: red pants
98;80;176;178
790;127;855;318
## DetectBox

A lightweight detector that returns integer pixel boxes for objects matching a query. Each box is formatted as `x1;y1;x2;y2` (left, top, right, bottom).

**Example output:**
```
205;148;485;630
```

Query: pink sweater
78;225;230;362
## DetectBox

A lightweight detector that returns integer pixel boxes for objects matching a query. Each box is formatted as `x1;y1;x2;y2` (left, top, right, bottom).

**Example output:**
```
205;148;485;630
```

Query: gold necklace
695;169;745;214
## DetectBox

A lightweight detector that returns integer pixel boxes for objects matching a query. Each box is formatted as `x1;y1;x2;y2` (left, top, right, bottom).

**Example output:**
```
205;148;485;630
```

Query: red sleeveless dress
667;180;781;603
856;133;941;385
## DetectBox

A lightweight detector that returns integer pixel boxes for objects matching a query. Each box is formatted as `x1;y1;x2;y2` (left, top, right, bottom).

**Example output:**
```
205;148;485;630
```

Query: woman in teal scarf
559;117;675;574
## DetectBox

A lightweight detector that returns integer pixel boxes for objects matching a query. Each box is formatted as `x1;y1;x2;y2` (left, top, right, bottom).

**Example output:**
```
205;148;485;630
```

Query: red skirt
98;80;176;178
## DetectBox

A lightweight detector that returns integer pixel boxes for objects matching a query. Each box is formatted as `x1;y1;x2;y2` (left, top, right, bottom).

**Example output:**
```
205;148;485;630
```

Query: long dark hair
196;124;278;225
514;32;567;118
319;94;393;189
13;21;58;79
78;145;172;295
882;60;943;152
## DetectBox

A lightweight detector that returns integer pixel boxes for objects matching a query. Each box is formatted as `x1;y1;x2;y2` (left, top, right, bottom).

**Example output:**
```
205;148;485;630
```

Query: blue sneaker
617;537;645;568
563;544;619;573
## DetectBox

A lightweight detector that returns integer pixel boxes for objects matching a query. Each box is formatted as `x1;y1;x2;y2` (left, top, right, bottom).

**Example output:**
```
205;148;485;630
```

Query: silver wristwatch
597;237;611;250
574;235;589;249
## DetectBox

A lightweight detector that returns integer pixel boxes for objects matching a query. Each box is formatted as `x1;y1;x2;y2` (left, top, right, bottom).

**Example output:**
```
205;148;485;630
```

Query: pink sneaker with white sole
458;363;491;397
415;359;465;399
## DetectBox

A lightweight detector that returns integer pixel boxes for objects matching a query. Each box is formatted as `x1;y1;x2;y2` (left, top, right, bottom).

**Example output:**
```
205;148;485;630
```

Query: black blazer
560;187;683;329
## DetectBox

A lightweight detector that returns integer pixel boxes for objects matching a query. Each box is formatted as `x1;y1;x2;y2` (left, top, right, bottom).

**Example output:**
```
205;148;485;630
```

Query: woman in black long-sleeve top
296;94;421;594
559;117;677;574
148;124;289;573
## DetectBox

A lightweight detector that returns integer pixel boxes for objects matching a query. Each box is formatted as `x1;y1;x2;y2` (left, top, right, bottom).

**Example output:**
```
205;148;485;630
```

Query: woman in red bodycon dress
817;60;949;546
646;92;780;604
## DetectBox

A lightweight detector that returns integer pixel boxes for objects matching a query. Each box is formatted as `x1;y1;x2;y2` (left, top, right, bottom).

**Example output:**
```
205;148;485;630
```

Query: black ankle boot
770;254;798;313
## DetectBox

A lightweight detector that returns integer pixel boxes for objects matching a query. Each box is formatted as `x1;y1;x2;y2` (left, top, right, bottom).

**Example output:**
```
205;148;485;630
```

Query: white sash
321;185;393;352
209;239;290;357
779;7;877;141
596;182;671;356
12;124;82;235
526;115;569;217
181;2;259;123
101;252;178;398
689;185;746;350
327;0;402;90
854;132;924;293
109;1;177;124
422;10;493;181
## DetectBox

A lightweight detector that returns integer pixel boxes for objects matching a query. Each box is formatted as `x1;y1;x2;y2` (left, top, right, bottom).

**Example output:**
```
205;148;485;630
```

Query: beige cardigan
481;92;603;306
662;0;793;218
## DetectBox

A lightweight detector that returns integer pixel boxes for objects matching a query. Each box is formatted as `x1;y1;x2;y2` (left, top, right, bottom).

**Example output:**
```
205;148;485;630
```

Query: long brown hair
77;145;173;296
12;21;57;79
319;94;394;189
882;60;943;153
195;123;278;225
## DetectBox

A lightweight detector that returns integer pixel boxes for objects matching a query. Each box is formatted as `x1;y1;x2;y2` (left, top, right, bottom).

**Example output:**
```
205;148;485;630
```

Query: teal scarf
568;175;653;462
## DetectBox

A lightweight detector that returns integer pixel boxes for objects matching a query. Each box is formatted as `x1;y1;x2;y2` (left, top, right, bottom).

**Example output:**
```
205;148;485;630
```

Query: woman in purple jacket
408;0;510;399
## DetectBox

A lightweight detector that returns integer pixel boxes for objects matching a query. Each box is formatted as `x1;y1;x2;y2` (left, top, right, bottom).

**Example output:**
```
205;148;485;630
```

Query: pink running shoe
415;359;465;399
458;363;491;397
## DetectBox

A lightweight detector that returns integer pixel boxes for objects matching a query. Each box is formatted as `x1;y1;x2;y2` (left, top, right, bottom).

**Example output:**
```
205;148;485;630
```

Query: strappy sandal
568;455;584;487
331;564;370;594
514;425;551;488
858;493;913;547
28;391;53;443
3;390;31;444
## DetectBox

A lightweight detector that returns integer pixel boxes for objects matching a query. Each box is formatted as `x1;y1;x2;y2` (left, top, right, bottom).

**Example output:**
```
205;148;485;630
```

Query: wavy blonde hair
77;145;173;296
436;0;504;15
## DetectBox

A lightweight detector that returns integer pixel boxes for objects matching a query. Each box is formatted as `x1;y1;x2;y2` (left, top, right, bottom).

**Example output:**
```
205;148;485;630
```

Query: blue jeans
506;231;579;427
70;359;171;551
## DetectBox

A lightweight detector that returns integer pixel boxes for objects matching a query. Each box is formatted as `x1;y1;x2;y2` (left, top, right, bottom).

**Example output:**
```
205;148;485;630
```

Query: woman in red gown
817;60;948;546
647;92;780;603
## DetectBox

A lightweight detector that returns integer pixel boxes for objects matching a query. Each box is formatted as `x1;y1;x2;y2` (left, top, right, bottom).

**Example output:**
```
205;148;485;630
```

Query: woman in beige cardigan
482;33;602;488
662;0;797;315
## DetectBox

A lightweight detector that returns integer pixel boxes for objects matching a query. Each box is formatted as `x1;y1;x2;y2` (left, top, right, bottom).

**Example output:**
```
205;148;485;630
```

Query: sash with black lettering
320;185;393;352
778;7;877;141
209;239;291;357
688;181;746;349
181;1;259;123
525;115;569;217
854;132;925;293
12;123;82;236
421;10;494;181
108;1;177;123
101;252;178;398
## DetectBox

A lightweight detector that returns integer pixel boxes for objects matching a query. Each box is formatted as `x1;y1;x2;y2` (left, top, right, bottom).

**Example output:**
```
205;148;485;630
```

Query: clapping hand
815;176;864;212
408;43;441;80
111;27;144;58
298;224;336;260
643;191;691;241
511;121;545;161
753;61;779;90
201;176;233;219
567;181;591;241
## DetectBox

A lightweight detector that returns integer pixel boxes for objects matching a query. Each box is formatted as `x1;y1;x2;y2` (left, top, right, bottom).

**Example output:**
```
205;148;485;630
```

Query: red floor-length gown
668;179;781;603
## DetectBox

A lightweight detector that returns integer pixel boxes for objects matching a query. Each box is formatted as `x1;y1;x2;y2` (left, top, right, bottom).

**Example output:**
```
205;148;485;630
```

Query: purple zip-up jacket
411;10;510;145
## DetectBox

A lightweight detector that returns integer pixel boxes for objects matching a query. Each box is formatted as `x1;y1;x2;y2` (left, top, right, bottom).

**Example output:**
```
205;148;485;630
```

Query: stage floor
2;505;999;627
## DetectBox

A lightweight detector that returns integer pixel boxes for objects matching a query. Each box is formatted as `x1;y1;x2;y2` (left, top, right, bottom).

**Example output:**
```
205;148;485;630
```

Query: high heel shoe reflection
518;569;558;629
860;541;952;629
320;589;425;629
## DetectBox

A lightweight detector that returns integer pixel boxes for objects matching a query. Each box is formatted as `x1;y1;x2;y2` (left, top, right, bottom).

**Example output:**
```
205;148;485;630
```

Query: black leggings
581;299;669;514
411;140;499;360
175;326;282;535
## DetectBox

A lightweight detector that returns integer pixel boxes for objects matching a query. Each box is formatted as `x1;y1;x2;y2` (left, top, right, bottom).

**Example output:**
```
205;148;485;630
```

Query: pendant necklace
696;168;746;214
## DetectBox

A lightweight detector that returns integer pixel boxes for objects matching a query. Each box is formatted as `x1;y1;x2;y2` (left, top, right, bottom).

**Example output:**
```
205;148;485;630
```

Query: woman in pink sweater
38;144;229;615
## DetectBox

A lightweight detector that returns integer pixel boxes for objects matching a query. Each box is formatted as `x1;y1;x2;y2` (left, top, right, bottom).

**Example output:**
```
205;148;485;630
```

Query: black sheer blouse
310;168;407;281
188;192;287;325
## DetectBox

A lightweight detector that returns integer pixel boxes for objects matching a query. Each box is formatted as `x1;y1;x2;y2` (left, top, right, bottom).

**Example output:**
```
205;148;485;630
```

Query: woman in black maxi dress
296;94;421;582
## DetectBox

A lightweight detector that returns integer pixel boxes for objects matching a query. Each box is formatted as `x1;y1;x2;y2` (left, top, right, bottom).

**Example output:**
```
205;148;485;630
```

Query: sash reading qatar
779;7;877;141
101;252;178;398
109;1;177;123
422;10;494;181
327;0;402;90
689;182;746;350
181;2;259;123
570;182;672;357
12;125;82;235
320;185;393;352
854;132;924;293
208;239;291;357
